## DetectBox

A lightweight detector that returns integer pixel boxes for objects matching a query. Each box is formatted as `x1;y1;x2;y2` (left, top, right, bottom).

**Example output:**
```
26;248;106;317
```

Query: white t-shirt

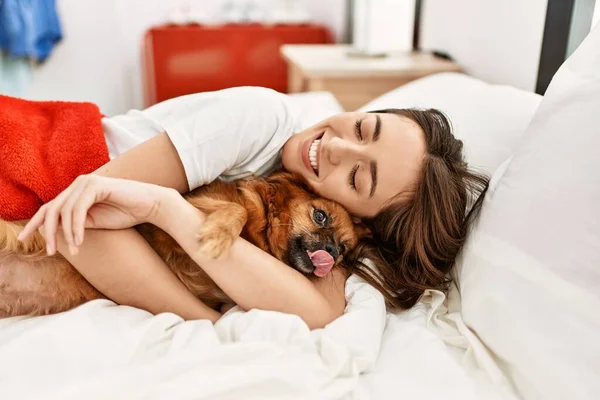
102;87;302;191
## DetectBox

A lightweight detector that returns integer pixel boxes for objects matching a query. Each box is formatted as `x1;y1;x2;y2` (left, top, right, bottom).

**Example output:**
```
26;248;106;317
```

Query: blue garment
0;0;62;62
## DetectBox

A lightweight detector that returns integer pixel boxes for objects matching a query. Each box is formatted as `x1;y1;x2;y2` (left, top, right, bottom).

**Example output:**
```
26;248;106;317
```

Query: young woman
19;87;488;329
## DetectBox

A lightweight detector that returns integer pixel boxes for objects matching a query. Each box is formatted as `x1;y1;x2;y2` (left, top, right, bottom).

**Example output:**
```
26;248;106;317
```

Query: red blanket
0;95;109;221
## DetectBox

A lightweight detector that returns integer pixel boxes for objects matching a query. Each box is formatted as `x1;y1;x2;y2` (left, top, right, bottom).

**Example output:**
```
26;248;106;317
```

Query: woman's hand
18;174;175;256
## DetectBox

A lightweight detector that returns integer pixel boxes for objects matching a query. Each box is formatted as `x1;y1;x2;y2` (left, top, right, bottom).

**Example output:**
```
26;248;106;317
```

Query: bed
1;26;599;400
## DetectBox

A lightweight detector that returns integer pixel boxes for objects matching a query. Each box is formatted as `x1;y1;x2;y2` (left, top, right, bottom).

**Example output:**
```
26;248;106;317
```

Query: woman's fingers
18;204;48;241
60;178;89;254
43;190;71;256
72;183;102;245
18;176;84;255
18;174;163;248
17;175;98;251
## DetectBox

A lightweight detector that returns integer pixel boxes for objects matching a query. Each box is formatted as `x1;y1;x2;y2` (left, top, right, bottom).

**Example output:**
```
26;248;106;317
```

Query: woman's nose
327;137;362;166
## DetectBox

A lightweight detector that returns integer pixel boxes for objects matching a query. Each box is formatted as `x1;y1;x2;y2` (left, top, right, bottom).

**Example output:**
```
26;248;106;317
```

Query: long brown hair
345;108;489;309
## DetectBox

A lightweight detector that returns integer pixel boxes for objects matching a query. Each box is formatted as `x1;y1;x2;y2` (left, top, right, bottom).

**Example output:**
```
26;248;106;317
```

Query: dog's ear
251;177;289;222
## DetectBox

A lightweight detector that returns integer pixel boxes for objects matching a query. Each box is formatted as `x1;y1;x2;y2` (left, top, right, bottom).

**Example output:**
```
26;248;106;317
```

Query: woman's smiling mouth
302;133;324;176
309;139;321;173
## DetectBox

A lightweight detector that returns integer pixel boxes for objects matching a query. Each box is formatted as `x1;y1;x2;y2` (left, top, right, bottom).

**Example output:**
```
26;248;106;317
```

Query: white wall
594;1;600;27
27;1;127;115
25;0;347;116
420;0;549;92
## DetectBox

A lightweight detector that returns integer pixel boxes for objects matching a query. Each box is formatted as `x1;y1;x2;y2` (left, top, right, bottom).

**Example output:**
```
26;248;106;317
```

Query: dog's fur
0;171;359;317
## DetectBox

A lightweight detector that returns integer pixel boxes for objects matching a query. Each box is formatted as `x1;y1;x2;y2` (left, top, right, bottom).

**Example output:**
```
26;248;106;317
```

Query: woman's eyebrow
373;115;382;142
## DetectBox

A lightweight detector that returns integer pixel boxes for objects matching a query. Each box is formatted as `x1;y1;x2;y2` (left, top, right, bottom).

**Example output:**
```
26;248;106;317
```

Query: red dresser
142;24;333;107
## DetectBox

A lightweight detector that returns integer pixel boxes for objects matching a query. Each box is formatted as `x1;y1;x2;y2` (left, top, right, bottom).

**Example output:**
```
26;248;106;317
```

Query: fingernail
46;245;53;256
17;232;24;241
76;234;82;246
69;245;79;256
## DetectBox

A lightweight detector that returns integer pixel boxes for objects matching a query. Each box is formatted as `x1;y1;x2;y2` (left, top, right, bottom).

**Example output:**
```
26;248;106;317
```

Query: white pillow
457;26;600;400
358;72;541;175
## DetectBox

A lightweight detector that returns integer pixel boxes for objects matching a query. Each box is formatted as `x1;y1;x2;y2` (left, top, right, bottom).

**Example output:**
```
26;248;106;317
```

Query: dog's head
257;172;362;278
283;197;359;277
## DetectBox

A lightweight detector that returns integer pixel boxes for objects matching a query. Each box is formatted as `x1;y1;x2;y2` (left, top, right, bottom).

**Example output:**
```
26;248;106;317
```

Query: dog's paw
196;224;235;259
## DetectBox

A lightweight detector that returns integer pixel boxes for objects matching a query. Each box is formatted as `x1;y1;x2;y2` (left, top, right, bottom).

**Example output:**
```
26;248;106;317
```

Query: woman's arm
153;190;346;329
56;226;221;322
95;132;189;193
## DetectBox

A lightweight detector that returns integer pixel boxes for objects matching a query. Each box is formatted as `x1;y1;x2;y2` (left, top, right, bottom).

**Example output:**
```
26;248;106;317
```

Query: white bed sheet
356;290;517;400
0;276;385;400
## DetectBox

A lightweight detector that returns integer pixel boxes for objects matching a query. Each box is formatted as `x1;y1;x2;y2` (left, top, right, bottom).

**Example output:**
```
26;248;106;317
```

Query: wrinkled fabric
0;275;386;399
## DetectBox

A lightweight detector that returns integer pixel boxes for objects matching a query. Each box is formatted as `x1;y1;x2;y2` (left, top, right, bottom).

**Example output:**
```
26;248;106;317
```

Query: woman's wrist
149;188;206;236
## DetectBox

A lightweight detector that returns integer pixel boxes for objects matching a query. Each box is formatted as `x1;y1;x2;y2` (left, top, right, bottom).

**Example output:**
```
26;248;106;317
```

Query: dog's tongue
307;250;335;277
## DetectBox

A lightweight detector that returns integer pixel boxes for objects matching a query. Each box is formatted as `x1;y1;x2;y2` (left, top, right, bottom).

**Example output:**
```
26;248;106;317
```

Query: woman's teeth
309;139;320;173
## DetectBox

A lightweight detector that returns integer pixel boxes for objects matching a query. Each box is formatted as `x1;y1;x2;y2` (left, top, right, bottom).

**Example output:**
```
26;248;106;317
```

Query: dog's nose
324;243;339;259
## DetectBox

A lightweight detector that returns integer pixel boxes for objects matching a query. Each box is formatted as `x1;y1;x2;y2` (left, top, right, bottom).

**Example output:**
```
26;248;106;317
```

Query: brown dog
0;171;360;317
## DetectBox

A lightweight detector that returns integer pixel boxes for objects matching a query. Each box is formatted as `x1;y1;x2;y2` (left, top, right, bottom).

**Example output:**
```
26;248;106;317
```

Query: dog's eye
313;209;328;226
339;244;346;254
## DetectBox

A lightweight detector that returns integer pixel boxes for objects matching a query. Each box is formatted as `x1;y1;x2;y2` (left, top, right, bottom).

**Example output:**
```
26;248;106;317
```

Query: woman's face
282;112;426;218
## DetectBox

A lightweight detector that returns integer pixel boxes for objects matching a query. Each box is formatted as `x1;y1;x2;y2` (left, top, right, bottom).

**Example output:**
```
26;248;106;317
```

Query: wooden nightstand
280;44;462;111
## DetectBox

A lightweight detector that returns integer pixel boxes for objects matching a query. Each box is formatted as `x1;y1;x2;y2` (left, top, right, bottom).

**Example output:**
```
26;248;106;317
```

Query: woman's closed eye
348;165;358;191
